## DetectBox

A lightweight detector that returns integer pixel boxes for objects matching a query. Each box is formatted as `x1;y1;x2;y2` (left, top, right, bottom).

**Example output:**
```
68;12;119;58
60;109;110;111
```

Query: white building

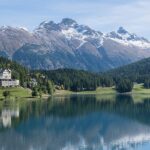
0;80;20;87
0;69;11;80
0;69;19;87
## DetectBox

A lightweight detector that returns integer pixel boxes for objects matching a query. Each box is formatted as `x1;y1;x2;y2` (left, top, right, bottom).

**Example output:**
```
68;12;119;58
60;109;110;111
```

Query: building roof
0;69;11;74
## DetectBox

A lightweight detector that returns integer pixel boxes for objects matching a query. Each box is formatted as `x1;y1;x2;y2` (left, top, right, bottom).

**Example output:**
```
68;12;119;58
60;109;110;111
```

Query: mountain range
0;18;150;72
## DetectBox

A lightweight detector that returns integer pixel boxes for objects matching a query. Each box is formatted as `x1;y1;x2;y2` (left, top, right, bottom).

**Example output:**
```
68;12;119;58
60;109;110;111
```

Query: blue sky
0;0;150;38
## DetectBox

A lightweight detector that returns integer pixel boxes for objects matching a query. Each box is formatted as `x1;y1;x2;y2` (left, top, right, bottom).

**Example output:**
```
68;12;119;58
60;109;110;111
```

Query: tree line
39;68;148;93
39;69;114;92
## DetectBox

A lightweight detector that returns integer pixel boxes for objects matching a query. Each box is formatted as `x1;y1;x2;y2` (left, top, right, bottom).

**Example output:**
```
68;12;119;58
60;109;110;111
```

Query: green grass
0;87;32;99
54;84;150;103
54;84;150;96
132;84;150;102
76;87;116;95
0;84;149;102
54;86;116;96
133;84;150;94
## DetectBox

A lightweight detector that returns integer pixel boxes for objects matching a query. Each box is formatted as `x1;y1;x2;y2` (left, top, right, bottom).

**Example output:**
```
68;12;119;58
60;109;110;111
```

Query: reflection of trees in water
1;95;150;129
46;95;150;125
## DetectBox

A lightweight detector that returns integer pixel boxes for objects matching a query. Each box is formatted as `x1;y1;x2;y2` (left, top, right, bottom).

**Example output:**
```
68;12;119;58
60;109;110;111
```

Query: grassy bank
55;86;115;95
132;84;150;94
54;84;150;102
0;84;149;101
0;87;32;100
55;84;150;96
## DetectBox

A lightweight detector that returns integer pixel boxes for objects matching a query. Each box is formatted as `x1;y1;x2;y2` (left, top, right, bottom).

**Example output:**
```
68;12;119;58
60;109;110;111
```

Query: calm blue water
0;95;150;150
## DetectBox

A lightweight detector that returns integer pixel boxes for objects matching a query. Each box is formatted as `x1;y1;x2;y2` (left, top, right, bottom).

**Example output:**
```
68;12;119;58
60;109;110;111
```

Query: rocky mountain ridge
0;18;150;71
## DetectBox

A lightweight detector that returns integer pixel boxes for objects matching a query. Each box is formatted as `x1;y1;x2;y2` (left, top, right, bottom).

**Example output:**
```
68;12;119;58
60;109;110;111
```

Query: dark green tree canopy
38;69;114;92
116;79;133;93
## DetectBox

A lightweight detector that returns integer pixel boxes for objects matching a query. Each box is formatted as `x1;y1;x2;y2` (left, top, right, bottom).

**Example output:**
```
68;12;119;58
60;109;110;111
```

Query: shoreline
0;84;149;101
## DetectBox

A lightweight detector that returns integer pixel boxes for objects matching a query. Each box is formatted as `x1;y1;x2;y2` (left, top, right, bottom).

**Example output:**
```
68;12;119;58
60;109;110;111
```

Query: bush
3;91;10;98
116;79;133;93
32;88;38;97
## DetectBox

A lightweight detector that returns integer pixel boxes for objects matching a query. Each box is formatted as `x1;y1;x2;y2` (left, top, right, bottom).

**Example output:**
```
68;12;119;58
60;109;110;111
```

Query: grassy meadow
0;87;32;100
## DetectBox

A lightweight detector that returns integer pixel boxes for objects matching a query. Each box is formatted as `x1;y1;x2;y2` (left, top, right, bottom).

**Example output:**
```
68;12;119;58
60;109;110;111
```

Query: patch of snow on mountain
107;27;150;49
76;41;87;49
61;28;87;40
109;37;150;48
62;27;104;49
19;27;29;32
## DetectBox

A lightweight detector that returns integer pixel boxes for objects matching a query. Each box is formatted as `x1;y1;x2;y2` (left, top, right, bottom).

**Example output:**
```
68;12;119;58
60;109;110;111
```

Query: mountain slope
0;18;150;71
0;26;38;57
107;57;150;82
37;68;113;91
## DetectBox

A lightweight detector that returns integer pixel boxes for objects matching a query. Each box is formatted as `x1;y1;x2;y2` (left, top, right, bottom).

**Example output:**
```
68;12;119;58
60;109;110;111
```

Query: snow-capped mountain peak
106;27;150;48
0;18;150;71
35;20;150;50
60;21;104;49
37;20;60;31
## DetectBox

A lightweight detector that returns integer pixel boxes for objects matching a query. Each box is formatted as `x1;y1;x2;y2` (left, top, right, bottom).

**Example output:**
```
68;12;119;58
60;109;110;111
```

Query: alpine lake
0;94;150;150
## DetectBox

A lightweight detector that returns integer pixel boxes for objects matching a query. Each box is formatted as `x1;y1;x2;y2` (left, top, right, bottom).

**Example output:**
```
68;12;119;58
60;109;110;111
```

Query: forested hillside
0;57;54;95
37;57;150;91
107;57;150;83
1;56;149;93
39;69;114;91
0;57;114;92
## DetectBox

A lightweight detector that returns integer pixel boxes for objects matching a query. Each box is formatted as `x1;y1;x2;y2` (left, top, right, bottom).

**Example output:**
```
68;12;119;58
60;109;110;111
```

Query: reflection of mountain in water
0;95;150;150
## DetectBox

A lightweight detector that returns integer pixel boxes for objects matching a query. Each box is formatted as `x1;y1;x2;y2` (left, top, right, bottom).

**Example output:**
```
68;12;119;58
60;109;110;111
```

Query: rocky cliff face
0;18;150;71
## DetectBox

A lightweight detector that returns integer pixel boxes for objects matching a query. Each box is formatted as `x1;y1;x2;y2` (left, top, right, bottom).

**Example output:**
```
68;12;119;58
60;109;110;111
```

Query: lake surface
0;95;150;150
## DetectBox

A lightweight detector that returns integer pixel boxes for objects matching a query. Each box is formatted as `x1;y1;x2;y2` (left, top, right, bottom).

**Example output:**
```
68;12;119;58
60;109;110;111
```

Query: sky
0;0;150;38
